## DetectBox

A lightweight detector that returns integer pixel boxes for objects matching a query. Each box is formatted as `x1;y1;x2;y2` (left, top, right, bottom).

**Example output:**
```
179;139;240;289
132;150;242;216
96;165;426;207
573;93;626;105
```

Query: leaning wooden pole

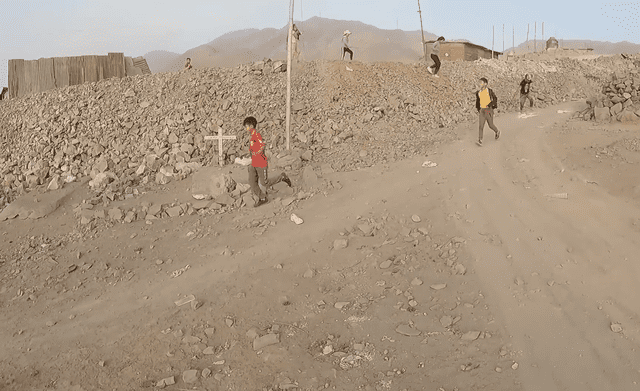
526;24;530;52
417;0;427;62
534;22;537;53
286;0;294;151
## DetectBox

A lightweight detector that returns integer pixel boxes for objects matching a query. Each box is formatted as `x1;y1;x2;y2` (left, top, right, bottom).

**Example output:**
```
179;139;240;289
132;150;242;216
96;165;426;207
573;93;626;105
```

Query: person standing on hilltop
184;58;192;70
341;30;353;61
518;74;535;111
244;116;292;208
427;36;445;78
475;77;500;146
292;24;301;61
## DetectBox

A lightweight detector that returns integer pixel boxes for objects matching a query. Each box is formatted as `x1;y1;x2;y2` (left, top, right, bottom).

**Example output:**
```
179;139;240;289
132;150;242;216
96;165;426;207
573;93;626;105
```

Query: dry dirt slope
1;57;640;391
2;99;640;391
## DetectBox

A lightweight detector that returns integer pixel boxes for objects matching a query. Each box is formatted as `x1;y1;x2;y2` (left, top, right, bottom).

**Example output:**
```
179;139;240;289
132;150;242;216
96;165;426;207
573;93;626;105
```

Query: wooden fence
8;52;126;99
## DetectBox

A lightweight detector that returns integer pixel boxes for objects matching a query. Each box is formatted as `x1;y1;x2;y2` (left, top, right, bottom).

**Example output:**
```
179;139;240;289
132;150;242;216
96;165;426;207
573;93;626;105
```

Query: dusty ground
2;95;640;391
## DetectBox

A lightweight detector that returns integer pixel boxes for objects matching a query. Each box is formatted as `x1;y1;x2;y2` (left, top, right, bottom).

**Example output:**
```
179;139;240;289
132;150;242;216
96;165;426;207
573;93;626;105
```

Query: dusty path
2;100;640;391
435;102;640;390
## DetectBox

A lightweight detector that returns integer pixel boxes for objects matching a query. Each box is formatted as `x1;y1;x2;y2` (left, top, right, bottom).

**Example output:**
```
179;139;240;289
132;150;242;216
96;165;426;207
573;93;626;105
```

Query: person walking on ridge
475;77;500;146
286;24;302;61
342;30;353;61
184;58;192;70
427;36;445;78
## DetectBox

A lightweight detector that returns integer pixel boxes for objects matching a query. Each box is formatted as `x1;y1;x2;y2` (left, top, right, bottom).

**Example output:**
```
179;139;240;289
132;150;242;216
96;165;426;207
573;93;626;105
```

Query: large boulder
594;106;611;122
191;166;237;200
302;166;319;189
618;110;639;123
0;186;75;221
610;102;624;116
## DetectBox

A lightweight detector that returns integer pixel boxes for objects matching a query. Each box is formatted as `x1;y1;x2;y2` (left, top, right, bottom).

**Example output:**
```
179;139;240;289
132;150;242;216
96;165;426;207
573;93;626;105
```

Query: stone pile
1;55;630;211
578;69;640;122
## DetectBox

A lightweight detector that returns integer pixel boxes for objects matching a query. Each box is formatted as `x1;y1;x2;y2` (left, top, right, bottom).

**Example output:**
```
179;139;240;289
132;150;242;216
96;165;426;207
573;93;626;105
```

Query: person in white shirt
427;36;445;77
342;30;353;61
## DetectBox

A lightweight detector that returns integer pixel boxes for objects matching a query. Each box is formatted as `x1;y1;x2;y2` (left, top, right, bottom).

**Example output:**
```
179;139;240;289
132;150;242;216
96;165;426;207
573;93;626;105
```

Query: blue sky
1;0;639;88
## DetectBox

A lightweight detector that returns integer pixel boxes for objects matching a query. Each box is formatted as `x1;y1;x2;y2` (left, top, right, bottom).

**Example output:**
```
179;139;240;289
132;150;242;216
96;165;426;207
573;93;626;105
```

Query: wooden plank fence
7;52;129;99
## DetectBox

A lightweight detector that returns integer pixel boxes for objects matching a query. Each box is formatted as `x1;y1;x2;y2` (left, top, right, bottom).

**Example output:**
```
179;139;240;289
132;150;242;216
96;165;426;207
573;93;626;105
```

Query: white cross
204;127;237;167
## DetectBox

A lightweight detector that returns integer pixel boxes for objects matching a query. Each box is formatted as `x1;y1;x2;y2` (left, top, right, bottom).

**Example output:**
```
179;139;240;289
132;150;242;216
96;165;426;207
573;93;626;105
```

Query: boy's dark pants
478;107;499;140
520;93;534;110
342;47;353;60
430;54;441;74
248;165;284;200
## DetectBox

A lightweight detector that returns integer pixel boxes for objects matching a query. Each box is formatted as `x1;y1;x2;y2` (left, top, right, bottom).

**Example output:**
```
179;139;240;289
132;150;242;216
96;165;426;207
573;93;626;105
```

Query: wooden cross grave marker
204;127;237;167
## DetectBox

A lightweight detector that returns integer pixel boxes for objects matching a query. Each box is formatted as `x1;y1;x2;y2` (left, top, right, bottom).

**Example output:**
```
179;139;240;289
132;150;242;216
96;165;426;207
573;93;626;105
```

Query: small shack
7;53;151;100
425;40;502;62
546;37;559;50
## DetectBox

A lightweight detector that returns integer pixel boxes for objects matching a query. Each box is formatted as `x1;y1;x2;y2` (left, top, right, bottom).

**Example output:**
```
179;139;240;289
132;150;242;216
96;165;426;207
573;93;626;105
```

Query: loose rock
182;369;198;384
333;239;348;250
253;333;280;350
395;324;421;337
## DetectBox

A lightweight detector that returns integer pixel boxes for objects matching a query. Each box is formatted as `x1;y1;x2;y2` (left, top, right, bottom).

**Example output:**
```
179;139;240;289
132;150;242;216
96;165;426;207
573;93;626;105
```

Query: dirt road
1;101;639;391
437;101;640;390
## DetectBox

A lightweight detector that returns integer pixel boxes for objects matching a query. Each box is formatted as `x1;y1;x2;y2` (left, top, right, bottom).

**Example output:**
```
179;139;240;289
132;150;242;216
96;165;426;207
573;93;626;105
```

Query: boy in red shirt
244;116;292;207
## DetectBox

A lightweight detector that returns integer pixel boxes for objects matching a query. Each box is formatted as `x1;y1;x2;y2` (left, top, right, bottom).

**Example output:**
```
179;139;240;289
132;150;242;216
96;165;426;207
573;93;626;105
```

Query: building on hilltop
7;53;152;100
424;40;502;62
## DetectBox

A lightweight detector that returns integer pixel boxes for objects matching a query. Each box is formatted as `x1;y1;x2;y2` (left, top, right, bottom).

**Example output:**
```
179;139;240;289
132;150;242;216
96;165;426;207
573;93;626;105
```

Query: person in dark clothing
184;58;192;70
341;30;353;61
475;77;500;146
518;74;534;111
244;116;292;207
427;36;445;77
286;24;302;61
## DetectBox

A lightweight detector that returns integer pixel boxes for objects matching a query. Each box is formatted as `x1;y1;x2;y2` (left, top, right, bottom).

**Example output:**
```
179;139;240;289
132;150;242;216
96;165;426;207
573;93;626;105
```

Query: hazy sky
1;0;639;88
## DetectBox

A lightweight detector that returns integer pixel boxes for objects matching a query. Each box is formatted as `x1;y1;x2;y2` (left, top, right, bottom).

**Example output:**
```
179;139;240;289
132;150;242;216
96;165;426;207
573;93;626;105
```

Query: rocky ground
1;56;640;391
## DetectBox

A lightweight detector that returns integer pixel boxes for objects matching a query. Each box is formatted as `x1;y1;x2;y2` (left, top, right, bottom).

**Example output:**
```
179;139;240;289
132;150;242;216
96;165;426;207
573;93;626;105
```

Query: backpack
490;89;498;109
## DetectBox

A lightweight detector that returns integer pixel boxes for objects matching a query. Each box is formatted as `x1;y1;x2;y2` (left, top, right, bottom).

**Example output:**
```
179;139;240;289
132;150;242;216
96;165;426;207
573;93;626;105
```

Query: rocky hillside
0;55;636;212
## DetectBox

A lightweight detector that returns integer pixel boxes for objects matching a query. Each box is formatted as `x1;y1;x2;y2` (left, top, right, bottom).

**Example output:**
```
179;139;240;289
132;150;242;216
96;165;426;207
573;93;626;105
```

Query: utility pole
285;0;294;151
534;22;537;53
503;24;505;53
513;26;515;55
542;22;544;48
417;0;427;62
526;24;529;52
492;25;494;59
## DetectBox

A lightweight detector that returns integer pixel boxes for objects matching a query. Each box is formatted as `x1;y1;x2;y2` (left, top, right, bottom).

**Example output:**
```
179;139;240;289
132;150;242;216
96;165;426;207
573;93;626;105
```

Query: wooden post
526;24;530;52
204;127;237;167
542;22;544;48
503;24;505;54
417;0;427;62
285;0;294;151
534;22;537;53
492;25;494;59
513;26;515;55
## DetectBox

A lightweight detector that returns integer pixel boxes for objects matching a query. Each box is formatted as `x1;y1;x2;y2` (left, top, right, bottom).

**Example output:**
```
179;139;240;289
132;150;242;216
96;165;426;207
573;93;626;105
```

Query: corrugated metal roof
132;56;152;74
425;40;503;55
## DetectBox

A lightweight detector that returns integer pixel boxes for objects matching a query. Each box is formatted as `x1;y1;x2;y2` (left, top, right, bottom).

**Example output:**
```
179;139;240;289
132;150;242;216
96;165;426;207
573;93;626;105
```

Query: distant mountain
143;50;181;73
142;18;640;73
147;16;439;73
504;39;640;55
